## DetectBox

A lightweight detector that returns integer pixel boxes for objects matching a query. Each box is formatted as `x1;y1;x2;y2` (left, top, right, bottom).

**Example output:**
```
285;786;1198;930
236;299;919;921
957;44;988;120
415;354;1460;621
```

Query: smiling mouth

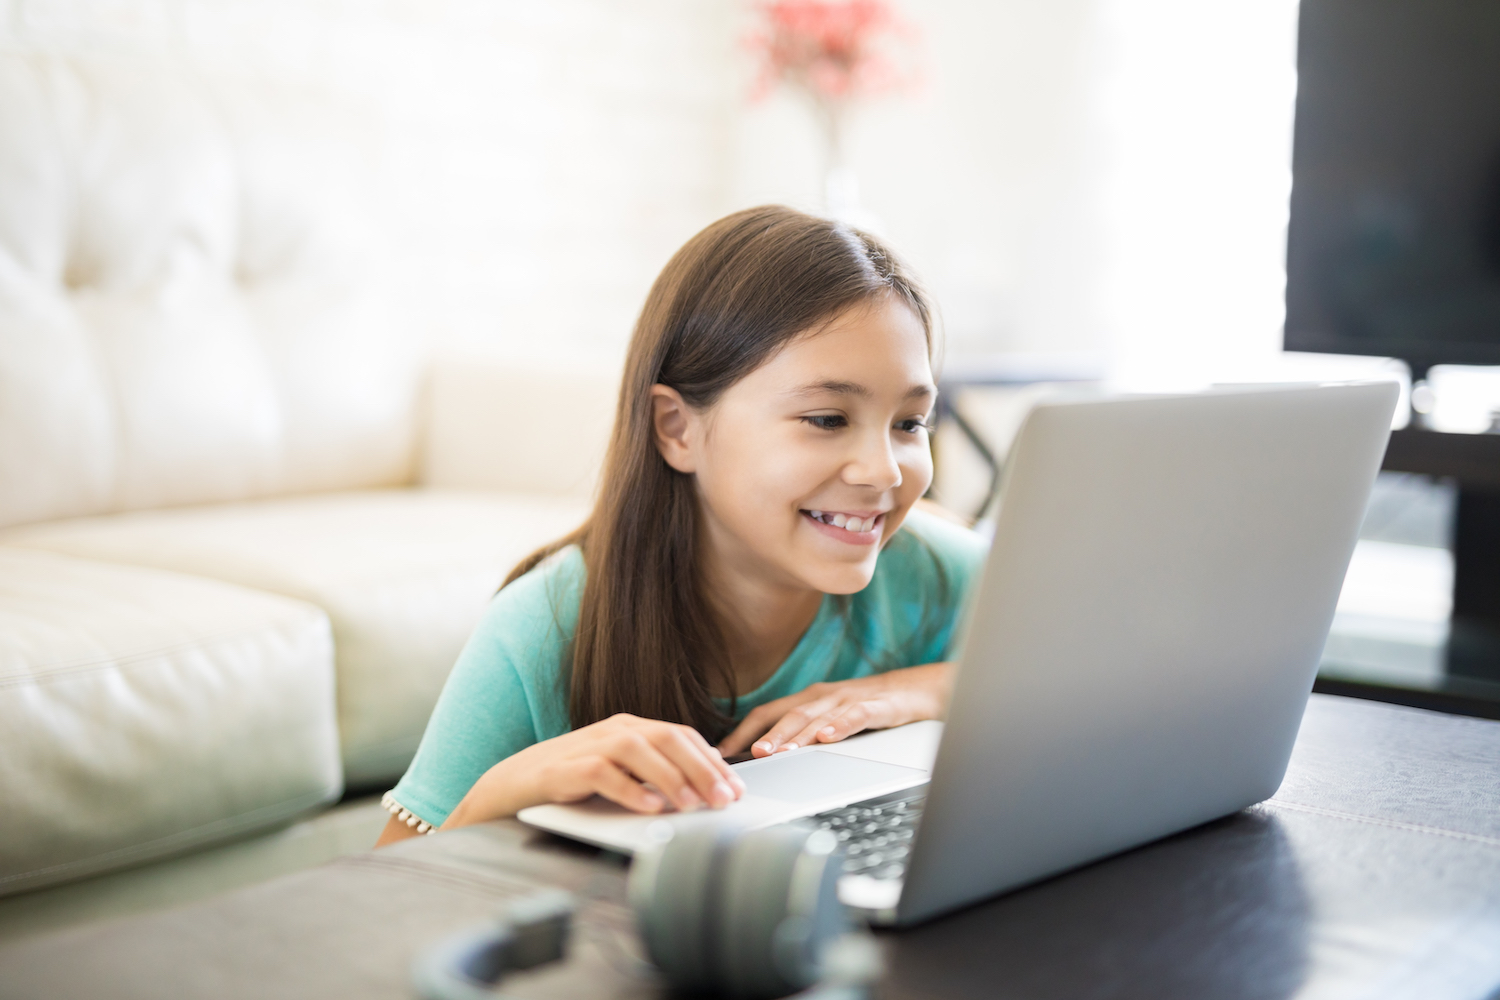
802;509;884;534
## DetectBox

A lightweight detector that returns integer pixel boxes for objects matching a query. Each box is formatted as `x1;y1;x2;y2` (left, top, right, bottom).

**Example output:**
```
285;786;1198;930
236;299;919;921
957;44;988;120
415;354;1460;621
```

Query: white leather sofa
0;54;613;894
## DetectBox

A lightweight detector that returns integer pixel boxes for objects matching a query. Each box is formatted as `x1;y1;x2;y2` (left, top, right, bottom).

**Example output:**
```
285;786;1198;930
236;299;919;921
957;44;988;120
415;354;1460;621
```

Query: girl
377;205;986;846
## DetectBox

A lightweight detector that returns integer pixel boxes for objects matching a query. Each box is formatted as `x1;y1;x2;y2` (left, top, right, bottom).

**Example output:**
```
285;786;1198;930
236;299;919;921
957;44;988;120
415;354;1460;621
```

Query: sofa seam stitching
0;614;331;689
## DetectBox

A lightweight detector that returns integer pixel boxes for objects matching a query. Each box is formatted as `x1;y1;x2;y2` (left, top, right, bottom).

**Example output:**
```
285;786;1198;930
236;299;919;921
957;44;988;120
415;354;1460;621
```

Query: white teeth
808;510;882;532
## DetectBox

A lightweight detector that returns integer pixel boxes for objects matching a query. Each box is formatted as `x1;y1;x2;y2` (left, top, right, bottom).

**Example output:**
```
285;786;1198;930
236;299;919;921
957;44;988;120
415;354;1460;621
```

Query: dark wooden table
3;694;1498;999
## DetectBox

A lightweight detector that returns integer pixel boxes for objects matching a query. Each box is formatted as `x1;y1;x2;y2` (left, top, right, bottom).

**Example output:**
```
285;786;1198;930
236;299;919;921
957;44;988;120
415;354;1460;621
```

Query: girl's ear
650;384;698;474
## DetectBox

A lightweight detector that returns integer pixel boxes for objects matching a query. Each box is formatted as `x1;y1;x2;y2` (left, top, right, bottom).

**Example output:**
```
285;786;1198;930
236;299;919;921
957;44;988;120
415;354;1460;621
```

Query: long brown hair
505;205;934;739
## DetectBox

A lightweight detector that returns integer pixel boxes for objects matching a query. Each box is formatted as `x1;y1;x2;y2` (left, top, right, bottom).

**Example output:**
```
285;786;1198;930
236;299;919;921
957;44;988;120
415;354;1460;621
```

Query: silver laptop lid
895;382;1397;924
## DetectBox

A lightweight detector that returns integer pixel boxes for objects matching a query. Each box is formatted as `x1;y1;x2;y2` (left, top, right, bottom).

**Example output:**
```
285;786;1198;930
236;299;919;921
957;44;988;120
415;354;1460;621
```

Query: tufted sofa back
0;54;419;530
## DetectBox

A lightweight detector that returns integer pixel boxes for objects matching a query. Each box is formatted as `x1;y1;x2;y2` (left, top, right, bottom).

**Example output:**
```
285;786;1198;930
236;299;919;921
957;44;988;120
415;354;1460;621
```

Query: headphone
411;820;879;1000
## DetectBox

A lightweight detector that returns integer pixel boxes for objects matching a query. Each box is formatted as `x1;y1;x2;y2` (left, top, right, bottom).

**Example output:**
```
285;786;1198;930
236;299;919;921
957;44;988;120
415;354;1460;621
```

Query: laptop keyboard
809;785;928;881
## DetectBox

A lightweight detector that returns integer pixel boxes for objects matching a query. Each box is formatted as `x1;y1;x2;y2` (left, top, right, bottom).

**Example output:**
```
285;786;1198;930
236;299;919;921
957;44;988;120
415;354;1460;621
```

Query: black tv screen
1285;0;1500;372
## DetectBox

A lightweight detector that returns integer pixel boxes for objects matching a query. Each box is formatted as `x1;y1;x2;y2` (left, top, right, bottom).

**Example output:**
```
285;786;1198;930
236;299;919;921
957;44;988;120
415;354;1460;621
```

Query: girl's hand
441;714;747;830
717;662;955;759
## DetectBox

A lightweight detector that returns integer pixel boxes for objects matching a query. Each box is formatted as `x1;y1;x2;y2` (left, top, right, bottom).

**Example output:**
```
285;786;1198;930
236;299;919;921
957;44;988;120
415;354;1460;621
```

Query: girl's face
653;295;936;596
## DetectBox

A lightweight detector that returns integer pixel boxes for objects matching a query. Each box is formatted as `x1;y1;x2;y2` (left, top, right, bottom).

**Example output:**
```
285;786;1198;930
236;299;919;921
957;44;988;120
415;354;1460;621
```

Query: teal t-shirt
390;507;988;827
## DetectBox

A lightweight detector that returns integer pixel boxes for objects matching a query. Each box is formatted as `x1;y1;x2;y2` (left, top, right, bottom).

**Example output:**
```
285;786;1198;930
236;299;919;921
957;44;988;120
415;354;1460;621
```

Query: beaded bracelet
381;790;436;834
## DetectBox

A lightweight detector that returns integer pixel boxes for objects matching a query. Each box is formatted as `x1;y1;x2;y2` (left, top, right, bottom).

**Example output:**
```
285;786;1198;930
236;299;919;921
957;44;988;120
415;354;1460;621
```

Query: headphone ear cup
716;825;849;1000
629;820;733;993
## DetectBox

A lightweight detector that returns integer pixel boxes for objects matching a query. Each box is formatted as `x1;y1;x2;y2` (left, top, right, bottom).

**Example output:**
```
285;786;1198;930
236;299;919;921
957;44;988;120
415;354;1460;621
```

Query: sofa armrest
419;354;619;498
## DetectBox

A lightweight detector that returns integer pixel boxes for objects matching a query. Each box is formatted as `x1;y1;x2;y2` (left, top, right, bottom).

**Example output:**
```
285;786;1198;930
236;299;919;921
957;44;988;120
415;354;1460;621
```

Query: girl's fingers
649;726;742;807
603;732;704;811
717;723;761;757
754;696;843;755
690;729;747;793
718;697;798;755
575;757;668;814
795;700;880;749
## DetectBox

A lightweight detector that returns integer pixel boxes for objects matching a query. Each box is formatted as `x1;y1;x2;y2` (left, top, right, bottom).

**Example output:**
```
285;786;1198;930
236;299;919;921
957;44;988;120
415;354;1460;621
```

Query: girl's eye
896;417;929;435
802;414;848;431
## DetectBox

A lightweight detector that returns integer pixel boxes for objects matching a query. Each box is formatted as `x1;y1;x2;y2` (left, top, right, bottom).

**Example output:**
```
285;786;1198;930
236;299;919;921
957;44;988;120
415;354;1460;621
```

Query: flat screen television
1287;0;1500;718
1285;0;1500;374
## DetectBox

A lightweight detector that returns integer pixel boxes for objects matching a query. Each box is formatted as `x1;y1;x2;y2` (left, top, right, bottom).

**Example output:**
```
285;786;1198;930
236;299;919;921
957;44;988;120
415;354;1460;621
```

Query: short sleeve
918;508;989;658
388;549;583;828
877;506;989;666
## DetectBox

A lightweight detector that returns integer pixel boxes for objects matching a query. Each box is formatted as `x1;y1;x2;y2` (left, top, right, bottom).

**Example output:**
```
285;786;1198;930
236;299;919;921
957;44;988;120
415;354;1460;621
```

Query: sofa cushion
0;549;341;896
2;489;591;786
0;53;415;530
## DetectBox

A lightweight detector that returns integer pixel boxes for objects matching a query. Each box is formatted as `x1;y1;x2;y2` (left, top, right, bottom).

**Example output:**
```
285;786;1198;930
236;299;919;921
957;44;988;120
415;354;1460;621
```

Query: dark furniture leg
1449;485;1500;683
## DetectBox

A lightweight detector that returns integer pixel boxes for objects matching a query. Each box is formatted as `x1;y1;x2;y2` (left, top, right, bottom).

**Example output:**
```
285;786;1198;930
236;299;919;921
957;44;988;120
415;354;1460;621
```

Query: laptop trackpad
733;750;926;803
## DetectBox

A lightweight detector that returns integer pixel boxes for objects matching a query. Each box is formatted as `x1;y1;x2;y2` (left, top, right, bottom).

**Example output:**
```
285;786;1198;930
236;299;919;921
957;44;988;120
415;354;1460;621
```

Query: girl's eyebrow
790;380;936;400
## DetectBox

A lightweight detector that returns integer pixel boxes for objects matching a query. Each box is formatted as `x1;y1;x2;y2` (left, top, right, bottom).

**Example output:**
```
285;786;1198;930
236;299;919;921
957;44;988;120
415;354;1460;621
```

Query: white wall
1096;0;1301;386
732;0;1301;378
732;0;1109;362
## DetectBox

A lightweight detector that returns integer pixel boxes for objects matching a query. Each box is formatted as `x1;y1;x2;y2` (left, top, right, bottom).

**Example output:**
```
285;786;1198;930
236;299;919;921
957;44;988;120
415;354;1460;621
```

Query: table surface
2;694;1499;1000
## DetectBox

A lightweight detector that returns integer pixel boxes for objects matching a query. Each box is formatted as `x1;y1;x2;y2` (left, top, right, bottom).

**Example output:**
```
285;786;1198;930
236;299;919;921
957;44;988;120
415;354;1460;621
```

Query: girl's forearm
375;756;534;849
440;754;536;830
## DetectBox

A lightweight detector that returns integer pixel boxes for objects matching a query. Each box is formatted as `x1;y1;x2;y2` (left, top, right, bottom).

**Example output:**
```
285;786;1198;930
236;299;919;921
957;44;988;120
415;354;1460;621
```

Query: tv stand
1315;428;1500;718
1450;487;1500;683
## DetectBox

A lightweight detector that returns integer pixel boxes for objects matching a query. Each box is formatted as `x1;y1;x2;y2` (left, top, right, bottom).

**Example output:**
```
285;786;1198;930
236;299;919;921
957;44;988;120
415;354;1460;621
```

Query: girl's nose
844;431;902;491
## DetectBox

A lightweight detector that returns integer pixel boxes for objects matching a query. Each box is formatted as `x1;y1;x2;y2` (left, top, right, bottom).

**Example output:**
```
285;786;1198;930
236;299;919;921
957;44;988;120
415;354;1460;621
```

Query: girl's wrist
908;661;954;720
441;753;538;830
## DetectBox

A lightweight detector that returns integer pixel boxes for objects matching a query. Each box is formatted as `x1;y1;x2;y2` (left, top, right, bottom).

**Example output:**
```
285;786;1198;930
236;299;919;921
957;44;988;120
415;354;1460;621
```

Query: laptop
520;381;1398;925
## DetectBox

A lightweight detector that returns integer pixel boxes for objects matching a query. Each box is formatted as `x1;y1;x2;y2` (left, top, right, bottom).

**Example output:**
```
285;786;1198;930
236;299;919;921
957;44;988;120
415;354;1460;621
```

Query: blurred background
0;0;1297;371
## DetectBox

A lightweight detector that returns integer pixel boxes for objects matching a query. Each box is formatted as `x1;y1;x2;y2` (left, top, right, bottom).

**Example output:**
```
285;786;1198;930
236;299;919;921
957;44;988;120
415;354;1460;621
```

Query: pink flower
746;0;919;105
